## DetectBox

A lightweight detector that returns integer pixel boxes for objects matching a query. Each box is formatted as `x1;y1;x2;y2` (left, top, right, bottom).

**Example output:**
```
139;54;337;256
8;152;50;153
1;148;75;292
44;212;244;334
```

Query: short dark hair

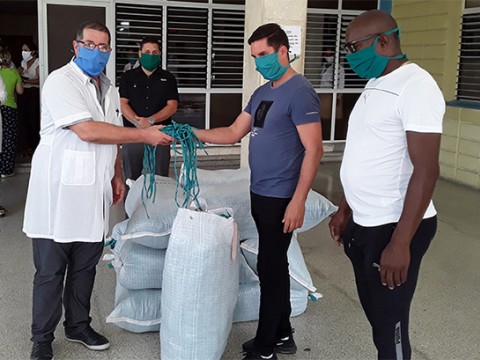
76;21;111;44
248;23;289;51
139;37;161;51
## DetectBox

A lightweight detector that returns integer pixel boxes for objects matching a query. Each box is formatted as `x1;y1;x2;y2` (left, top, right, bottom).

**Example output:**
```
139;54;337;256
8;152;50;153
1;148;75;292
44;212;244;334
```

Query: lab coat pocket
61;149;96;186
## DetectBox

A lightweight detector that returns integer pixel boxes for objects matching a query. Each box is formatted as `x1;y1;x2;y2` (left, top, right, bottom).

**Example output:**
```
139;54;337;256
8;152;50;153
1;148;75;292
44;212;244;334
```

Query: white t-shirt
23;61;123;242
340;63;445;227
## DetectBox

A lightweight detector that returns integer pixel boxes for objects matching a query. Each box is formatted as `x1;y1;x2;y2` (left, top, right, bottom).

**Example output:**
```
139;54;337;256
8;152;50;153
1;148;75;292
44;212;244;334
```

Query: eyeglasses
77;40;111;53
343;33;381;54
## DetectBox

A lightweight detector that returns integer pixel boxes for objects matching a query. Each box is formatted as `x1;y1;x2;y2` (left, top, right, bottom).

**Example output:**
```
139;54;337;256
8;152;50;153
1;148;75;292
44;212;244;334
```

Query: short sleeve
119;71;130;99
43;73;93;129
290;85;321;126
397;78;445;134
166;72;179;101
15;70;22;85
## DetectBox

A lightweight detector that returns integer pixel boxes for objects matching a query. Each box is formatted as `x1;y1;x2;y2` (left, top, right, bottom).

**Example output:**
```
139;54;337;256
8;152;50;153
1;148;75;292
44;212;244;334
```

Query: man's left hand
283;199;305;234
379;241;410;289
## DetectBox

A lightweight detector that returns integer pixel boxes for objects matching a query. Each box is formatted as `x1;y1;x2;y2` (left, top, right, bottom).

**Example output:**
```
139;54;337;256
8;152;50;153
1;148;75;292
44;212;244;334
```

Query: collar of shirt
69;58;112;87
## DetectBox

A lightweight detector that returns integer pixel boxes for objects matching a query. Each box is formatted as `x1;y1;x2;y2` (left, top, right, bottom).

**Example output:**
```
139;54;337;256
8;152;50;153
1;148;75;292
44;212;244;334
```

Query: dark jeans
343;216;437;360
250;192;293;356
31;238;104;342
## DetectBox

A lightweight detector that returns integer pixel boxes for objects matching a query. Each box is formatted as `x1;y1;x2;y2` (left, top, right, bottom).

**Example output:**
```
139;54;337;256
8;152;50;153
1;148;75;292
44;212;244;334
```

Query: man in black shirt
119;37;179;180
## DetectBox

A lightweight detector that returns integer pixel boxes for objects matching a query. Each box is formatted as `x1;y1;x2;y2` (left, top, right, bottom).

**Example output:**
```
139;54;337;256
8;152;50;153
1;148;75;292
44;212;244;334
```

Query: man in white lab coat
23;21;172;360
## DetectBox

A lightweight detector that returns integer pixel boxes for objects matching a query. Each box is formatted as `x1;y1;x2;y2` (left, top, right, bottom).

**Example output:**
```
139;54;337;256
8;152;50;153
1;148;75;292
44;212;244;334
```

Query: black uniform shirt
119;66;179;127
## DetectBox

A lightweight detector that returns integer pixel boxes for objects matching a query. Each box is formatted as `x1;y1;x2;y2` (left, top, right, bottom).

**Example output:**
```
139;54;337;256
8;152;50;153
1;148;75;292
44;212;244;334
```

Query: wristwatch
148;117;155;125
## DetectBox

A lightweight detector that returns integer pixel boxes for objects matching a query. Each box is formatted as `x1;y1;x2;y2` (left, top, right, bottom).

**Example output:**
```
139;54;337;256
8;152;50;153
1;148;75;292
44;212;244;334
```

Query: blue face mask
346;28;406;79
74;45;110;77
254;52;289;81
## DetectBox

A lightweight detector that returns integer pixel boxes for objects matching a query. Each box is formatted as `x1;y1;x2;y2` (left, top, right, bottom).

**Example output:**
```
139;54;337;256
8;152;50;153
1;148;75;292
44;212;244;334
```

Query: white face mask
325;55;334;63
22;51;32;61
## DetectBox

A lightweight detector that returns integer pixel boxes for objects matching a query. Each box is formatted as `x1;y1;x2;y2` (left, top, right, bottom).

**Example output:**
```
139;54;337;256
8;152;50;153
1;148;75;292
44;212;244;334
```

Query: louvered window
305;0;378;141
167;7;208;88
115;3;163;85
211;9;245;88
115;1;245;130
457;5;480;102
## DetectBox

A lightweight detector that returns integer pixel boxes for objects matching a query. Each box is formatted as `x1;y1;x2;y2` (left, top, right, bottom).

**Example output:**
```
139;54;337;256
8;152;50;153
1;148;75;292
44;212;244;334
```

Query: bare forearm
291;147;323;202
70;121;151;144
195;127;244;145
151;103;177;123
120;102;139;126
392;166;439;246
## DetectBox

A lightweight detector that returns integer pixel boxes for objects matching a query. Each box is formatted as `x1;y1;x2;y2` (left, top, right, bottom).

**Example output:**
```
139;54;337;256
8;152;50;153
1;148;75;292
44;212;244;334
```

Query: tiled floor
0;161;479;360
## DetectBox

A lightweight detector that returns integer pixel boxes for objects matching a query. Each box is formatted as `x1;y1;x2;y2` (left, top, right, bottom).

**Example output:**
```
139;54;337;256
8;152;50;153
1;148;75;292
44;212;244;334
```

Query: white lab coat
23;61;123;243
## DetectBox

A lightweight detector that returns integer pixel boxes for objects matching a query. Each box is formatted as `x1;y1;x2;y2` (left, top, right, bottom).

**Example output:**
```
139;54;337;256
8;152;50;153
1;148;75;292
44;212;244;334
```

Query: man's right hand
143;125;173;146
328;199;352;246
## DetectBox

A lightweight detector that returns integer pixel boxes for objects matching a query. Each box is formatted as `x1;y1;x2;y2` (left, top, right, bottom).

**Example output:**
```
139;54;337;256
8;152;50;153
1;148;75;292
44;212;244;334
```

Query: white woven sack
180;166;251;186
113;241;167;290
161;207;239;360
199;184;337;241
233;282;308;323
122;175;179;249
239;251;259;284
240;234;316;293
106;281;161;333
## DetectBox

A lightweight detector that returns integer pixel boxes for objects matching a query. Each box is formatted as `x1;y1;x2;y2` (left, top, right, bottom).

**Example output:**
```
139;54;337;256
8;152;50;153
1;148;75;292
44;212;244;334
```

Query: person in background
23;21;172;360
119;36;179;181
18;41;40;157
122;42;140;72
195;23;323;360
0;49;24;178
0;75;7;216
329;10;444;360
319;46;345;140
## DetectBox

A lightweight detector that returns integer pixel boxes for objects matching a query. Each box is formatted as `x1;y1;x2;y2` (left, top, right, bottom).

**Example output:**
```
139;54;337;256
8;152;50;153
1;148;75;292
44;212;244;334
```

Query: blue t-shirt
244;74;320;198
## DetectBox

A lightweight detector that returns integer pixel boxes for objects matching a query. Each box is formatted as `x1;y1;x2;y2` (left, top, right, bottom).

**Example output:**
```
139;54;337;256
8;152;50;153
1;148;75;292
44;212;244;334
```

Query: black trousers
250;192;293;355
343;216;437;360
17;87;40;151
121;143;171;181
31;238;104;342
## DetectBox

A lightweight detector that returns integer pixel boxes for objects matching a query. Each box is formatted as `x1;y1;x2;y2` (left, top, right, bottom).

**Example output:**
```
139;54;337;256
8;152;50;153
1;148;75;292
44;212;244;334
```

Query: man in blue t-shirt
195;23;323;360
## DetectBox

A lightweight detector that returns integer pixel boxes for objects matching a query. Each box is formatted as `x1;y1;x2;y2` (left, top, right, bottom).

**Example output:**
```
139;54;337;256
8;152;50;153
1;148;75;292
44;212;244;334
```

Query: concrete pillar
240;0;308;167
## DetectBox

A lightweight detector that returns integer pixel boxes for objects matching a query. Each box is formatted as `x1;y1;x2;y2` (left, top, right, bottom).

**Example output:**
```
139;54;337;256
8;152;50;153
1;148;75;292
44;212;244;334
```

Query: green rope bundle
141;121;207;216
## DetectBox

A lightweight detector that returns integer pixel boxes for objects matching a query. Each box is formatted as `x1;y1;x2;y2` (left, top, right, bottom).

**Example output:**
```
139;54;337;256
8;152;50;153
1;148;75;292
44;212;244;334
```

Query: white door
38;0;114;87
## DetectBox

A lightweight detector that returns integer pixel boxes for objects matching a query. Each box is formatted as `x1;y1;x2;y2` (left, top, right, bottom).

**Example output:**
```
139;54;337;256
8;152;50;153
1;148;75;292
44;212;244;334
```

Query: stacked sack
104;168;337;340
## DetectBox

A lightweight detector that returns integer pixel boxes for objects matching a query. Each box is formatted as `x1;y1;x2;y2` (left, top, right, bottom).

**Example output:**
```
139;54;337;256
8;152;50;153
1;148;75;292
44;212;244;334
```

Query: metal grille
456;11;480;102
211;9;245;88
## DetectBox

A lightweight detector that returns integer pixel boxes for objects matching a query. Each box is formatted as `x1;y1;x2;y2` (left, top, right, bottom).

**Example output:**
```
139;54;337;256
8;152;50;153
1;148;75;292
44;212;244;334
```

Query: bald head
345;10;402;56
347;10;397;40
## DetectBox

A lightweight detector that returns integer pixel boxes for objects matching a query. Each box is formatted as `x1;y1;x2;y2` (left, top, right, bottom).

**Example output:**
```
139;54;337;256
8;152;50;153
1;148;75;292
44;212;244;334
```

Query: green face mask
140;53;161;71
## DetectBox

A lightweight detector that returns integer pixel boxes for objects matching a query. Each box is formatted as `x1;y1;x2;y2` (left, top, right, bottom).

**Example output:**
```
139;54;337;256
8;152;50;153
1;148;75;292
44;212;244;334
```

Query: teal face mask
346;28;407;79
140;53;161;71
254;52;289;81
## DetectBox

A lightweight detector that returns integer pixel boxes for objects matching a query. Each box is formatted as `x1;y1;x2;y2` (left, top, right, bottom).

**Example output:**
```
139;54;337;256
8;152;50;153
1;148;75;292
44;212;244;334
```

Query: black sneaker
242;334;297;355
65;326;110;350
242;352;278;360
30;341;54;360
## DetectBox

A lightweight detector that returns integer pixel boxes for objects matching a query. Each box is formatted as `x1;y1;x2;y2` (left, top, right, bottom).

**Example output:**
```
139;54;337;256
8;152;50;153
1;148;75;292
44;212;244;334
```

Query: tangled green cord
141;121;207;216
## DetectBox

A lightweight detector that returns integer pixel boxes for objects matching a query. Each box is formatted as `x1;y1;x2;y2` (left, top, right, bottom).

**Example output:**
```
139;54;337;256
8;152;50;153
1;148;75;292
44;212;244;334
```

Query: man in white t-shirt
329;10;445;360
23;21;172;360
